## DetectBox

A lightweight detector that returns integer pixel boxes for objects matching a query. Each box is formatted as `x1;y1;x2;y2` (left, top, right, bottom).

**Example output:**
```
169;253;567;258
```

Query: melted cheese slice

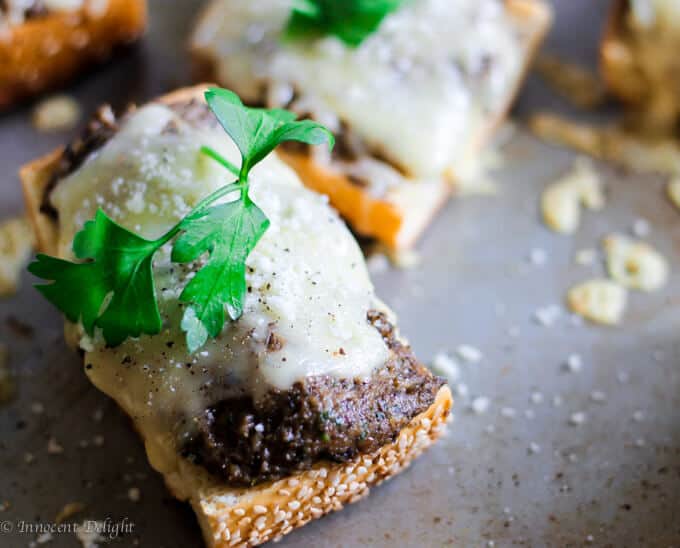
192;0;522;179
51;104;389;474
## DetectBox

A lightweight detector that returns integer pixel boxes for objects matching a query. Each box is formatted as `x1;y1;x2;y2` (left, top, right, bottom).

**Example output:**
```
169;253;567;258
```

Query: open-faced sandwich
602;0;680;134
21;85;452;547
190;0;552;250
0;0;147;110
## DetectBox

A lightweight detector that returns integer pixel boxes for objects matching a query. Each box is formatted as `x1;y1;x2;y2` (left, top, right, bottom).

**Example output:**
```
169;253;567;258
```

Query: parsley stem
200;145;239;177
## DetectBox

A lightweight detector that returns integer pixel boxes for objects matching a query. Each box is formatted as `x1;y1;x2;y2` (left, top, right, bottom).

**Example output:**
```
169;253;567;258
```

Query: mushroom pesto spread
44;99;444;485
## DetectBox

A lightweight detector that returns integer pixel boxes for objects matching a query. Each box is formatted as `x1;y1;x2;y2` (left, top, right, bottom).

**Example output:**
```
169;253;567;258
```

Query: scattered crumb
32;94;81;133
36;532;53;544
631;218;651;238
456;345;483;364
528;442;542;455
47;437;64;455
430;352;460;382
0;217;35;297
574;248;597;266
632;410;645;422
552;395;564;407
500;407;517;419
31;401;45;415
56;502;86;524
667;178;680;210
524;409;536;420
569;411;587;426
470;396;490;414
634;438;646;448
92;408;104;422
530;391;544;405
541;157;604;234
603;234;669;292
455;383;469;398
507;326;521;338
653;350;665;362
0;501;9;512
528;248;547;266
24;452;35;464
534;304;562;327
590;391;607;403
92;435;104;447
75;520;105;548
567;279;627;325
0;343;14;403
565;354;583;373
617;371;630;384
128;487;141;502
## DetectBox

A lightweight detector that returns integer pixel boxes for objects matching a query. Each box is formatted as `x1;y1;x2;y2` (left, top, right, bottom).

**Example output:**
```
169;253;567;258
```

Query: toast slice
601;0;680;134
190;0;552;250
0;0;147;110
21;84;453;548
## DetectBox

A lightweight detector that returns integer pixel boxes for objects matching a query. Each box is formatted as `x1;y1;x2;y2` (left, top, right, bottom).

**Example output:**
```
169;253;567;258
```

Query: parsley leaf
29;86;334;353
172;201;270;352
204;87;334;180
285;0;406;47
29;209;162;346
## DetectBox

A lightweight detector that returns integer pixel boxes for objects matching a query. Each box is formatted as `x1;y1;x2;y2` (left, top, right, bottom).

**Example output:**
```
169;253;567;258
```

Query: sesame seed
253;505;267;514
287;501;300;510
278;489;290;497
254;517;266;530
127;487;141;502
233;508;245;517
288;478;300;487
431;352;460;381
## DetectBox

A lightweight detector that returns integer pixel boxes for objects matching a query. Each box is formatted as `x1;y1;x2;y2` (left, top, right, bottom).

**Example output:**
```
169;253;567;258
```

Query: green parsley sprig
285;0;406;47
29;87;334;353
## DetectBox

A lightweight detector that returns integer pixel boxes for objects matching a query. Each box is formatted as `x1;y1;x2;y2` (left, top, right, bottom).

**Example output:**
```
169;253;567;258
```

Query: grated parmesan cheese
0;217;35;297
32;95;81;133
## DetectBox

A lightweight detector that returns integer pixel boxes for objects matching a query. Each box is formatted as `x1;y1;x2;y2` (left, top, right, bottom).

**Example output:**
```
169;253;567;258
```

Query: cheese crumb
0;217;35;297
603;234;669;292
541;157;604;234
128;487;141;502
32;95;81;133
430;352;460;382
569;412;587;426
500;407;517;419
456;345;483;364
528;442;542;454
590;391;607;403
75;520;105;548
565;354;583;373
530;391;544;405
470;397;490;414
574;248;597;266
667;178;680;211
567;279;627;325
528;248;547;266
631;218;651;238
533;305;562;327
47;437;64;455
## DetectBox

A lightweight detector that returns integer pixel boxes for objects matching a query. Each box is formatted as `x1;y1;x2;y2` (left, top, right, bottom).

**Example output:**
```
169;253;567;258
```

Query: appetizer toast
601;0;680;133
191;0;552;250
0;0;147;110
21;85;452;547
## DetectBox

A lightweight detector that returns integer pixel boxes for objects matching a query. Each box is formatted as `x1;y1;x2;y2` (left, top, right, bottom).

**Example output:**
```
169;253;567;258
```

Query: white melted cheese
193;0;523;179
51;104;389;472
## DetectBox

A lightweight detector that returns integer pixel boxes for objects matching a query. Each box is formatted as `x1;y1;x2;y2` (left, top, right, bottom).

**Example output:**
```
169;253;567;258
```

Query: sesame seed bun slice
20;85;453;548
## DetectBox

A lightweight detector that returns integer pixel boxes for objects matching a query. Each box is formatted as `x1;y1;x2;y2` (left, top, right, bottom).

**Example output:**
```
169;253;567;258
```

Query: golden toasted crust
0;0;147;110
190;0;552;250
20;85;453;548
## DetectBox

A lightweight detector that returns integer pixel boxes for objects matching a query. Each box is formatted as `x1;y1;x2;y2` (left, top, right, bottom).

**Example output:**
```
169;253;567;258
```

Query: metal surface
1;1;679;546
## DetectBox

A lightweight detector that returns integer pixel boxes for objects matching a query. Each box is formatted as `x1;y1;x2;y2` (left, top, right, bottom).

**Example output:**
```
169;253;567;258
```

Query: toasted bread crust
20;84;453;547
0;0;147;110
190;0;552;250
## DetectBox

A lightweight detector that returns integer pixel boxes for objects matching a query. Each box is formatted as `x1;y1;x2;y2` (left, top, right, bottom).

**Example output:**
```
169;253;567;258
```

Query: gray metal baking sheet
1;1;679;546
